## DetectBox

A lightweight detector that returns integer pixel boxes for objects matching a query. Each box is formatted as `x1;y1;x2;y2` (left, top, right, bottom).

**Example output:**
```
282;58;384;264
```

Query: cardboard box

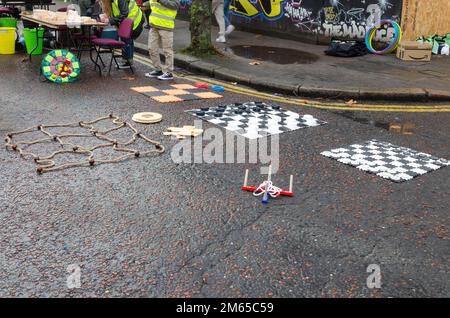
397;41;432;61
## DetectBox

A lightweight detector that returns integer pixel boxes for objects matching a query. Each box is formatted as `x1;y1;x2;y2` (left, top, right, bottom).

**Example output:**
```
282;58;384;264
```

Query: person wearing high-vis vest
100;0;144;68
140;1;152;29
144;0;179;81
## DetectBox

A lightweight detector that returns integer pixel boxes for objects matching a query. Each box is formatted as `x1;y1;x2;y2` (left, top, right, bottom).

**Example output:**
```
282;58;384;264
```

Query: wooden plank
401;0;450;40
21;14;107;29
21;15;63;29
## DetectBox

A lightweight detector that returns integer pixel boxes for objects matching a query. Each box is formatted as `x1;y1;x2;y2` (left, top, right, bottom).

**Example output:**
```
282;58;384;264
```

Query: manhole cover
226;45;319;65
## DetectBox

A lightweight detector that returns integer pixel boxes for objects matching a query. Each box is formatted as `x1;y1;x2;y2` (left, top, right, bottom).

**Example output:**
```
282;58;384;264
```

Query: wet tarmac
0;54;449;298
225;45;319;65
334;111;416;135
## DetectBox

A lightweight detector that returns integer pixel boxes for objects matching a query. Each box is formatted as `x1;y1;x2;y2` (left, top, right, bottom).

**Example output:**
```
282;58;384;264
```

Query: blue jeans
224;0;232;28
122;38;134;60
121;19;144;61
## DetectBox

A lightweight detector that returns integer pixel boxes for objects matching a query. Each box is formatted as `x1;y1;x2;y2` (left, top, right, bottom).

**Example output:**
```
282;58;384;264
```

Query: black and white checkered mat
321;140;449;182
186;102;327;139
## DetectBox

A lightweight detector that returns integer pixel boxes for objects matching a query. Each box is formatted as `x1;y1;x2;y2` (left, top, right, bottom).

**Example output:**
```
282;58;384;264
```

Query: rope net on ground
5;114;165;174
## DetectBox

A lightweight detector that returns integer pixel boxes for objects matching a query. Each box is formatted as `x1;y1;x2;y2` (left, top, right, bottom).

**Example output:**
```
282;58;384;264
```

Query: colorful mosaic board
41;50;80;83
131;84;223;103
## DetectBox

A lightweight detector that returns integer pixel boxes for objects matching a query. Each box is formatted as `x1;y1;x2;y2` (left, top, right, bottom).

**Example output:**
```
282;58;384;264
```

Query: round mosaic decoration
41;50;80;83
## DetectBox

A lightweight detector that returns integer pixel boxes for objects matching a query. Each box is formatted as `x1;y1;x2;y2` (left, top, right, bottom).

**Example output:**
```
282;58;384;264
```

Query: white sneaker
225;25;235;35
145;70;163;78
157;72;174;80
216;35;226;43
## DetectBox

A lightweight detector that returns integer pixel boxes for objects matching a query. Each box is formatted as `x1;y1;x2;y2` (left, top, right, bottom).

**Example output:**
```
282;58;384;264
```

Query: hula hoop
365;19;402;55
41;49;80;83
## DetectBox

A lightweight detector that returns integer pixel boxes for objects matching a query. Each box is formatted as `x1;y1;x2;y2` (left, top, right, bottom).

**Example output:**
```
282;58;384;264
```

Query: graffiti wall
179;0;403;43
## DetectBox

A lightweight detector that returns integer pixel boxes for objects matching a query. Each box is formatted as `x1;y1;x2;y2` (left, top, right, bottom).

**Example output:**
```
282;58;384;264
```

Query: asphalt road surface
0;54;449;297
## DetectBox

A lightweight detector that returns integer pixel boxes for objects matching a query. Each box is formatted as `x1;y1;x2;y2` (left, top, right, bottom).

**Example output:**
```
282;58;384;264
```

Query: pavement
0;52;449;298
134;20;450;102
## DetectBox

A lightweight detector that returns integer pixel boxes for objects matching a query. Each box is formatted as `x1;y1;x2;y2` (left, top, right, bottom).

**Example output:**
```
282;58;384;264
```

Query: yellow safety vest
149;0;177;30
111;0;143;31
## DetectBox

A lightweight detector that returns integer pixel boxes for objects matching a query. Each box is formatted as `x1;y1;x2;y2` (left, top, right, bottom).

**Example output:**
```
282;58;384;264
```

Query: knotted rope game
252;181;283;198
5;114;165;174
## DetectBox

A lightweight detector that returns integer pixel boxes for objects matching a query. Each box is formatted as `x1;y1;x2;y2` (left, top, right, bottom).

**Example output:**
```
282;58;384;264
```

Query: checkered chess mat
186;102;327;139
321;140;449;182
131;84;223;103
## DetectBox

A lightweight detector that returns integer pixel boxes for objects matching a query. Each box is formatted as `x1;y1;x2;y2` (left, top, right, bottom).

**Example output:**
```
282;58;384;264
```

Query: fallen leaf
249;61;261;66
346;99;357;106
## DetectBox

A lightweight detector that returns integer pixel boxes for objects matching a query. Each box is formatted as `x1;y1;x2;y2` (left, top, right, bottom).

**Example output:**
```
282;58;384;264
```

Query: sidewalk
135;20;450;102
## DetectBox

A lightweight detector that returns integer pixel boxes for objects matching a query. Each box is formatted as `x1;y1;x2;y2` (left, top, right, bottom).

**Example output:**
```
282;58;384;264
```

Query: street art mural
284;0;317;31
283;0;399;41
230;0;285;20
179;0;286;21
179;0;193;10
179;0;402;41
312;0;398;41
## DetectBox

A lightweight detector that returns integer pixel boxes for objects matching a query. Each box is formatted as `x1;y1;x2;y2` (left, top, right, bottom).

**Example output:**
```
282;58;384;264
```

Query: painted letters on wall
283;0;400;41
179;0;402;41
230;0;285;20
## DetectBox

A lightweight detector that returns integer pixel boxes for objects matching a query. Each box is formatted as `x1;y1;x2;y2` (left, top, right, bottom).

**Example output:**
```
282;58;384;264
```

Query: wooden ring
132;112;162;124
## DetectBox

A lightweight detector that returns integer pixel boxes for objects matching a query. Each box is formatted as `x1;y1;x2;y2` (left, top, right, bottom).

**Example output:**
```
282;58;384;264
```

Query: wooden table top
21;14;108;29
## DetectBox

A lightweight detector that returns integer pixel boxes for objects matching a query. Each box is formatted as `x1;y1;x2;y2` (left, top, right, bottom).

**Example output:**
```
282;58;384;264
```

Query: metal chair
91;18;133;76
